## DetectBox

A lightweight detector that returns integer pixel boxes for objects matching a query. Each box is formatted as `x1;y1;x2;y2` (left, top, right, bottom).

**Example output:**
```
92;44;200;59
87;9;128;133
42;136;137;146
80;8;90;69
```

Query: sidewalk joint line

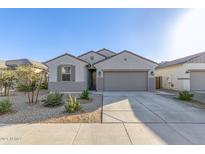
123;123;133;145
72;123;81;145
103;112;124;123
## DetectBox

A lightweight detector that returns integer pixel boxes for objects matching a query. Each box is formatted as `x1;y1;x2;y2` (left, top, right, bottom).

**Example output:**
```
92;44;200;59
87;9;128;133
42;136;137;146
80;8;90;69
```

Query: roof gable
97;48;116;57
94;50;158;66
78;50;106;58
78;51;106;64
44;53;88;65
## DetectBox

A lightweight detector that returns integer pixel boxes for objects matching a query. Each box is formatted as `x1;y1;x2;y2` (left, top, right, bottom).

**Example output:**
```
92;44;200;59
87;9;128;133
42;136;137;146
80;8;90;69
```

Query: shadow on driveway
102;91;205;144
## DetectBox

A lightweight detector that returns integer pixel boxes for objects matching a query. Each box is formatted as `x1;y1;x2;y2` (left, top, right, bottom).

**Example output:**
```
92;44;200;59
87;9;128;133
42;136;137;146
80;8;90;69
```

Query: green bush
16;84;29;92
178;90;193;101
64;96;80;113
42;93;63;107
0;99;12;113
40;80;48;90
80;89;89;99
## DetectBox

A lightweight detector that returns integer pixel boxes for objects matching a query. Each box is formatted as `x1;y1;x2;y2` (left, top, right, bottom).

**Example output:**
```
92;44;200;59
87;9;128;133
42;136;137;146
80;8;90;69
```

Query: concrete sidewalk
1;123;204;145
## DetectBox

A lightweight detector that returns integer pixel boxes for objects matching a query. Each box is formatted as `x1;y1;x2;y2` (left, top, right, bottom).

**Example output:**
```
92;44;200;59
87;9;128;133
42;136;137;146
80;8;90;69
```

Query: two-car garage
94;51;158;91
103;71;148;91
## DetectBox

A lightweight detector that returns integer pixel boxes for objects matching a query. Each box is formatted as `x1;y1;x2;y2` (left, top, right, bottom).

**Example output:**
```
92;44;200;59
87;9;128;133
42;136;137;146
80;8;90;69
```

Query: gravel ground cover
156;89;205;109
0;91;102;124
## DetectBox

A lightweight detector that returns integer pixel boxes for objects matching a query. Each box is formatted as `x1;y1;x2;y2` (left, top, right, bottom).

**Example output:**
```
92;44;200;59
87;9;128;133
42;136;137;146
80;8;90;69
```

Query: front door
89;70;96;90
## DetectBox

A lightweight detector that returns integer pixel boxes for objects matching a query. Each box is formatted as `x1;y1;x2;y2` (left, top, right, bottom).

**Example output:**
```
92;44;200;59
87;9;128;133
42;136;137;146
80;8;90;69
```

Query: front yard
0;91;102;124
156;89;205;109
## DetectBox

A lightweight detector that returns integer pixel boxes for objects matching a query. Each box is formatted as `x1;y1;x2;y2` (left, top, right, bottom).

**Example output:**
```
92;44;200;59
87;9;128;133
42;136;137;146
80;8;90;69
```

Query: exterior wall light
150;71;154;76
98;71;101;77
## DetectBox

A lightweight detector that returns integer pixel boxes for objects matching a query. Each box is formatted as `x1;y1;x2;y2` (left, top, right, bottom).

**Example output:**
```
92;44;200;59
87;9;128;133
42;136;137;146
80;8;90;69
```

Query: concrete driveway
102;91;205;144
1;92;205;145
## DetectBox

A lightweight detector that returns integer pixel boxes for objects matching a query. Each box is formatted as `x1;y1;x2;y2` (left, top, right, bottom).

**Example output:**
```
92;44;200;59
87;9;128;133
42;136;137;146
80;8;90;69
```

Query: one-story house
155;51;205;91
45;48;158;92
5;58;48;72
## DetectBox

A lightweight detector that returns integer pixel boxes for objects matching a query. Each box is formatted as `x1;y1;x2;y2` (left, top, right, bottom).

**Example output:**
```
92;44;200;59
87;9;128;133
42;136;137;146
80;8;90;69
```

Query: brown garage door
190;71;205;91
103;71;148;91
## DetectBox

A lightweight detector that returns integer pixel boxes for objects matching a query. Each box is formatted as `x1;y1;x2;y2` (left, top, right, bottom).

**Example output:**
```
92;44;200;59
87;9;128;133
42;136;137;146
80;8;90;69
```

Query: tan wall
156;63;205;91
155;65;184;90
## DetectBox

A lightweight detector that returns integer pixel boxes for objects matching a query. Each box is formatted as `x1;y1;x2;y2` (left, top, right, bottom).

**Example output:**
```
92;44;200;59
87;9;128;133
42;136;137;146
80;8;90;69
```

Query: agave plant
64;96;80;113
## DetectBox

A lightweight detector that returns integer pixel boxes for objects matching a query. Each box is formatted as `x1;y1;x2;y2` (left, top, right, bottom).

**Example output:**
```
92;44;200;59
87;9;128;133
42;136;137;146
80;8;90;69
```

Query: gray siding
48;81;86;92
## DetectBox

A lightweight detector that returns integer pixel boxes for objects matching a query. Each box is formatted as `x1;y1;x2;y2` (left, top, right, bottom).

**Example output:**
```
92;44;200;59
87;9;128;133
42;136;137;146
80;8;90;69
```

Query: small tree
16;65;46;104
0;69;16;96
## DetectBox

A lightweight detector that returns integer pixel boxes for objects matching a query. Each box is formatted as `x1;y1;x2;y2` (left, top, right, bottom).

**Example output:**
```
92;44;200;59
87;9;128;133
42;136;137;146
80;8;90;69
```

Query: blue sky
0;9;189;62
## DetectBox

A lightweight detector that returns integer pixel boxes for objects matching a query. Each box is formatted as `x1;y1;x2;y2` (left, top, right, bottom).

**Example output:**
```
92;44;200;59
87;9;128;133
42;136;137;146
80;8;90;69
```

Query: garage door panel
103;71;148;91
190;71;205;91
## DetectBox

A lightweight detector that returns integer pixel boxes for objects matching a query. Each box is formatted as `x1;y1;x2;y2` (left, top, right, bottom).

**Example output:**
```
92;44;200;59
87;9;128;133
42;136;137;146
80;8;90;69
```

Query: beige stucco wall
156;63;205;91
155;64;184;90
95;51;158;91
79;52;105;64
46;54;88;82
95;52;157;78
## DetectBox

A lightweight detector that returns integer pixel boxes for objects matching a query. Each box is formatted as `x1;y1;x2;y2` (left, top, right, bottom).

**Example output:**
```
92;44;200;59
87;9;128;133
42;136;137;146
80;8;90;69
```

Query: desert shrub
16;66;46;103
0;99;12;113
178;90;193;101
16;84;29;92
42;93;63;107
64;96;80;113
40;80;48;90
0;70;16;96
80;89;89;99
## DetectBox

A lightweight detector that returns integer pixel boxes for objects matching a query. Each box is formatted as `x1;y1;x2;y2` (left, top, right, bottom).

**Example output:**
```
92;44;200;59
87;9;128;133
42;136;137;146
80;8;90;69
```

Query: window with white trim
61;66;71;81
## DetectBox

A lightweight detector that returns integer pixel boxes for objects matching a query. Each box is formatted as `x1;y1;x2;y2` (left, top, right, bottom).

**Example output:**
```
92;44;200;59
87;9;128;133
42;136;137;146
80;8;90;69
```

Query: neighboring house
5;58;48;72
156;51;205;91
45;48;158;92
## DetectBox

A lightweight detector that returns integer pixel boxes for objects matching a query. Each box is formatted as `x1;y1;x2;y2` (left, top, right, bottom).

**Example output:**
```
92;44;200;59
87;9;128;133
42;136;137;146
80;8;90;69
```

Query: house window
61;66;71;81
